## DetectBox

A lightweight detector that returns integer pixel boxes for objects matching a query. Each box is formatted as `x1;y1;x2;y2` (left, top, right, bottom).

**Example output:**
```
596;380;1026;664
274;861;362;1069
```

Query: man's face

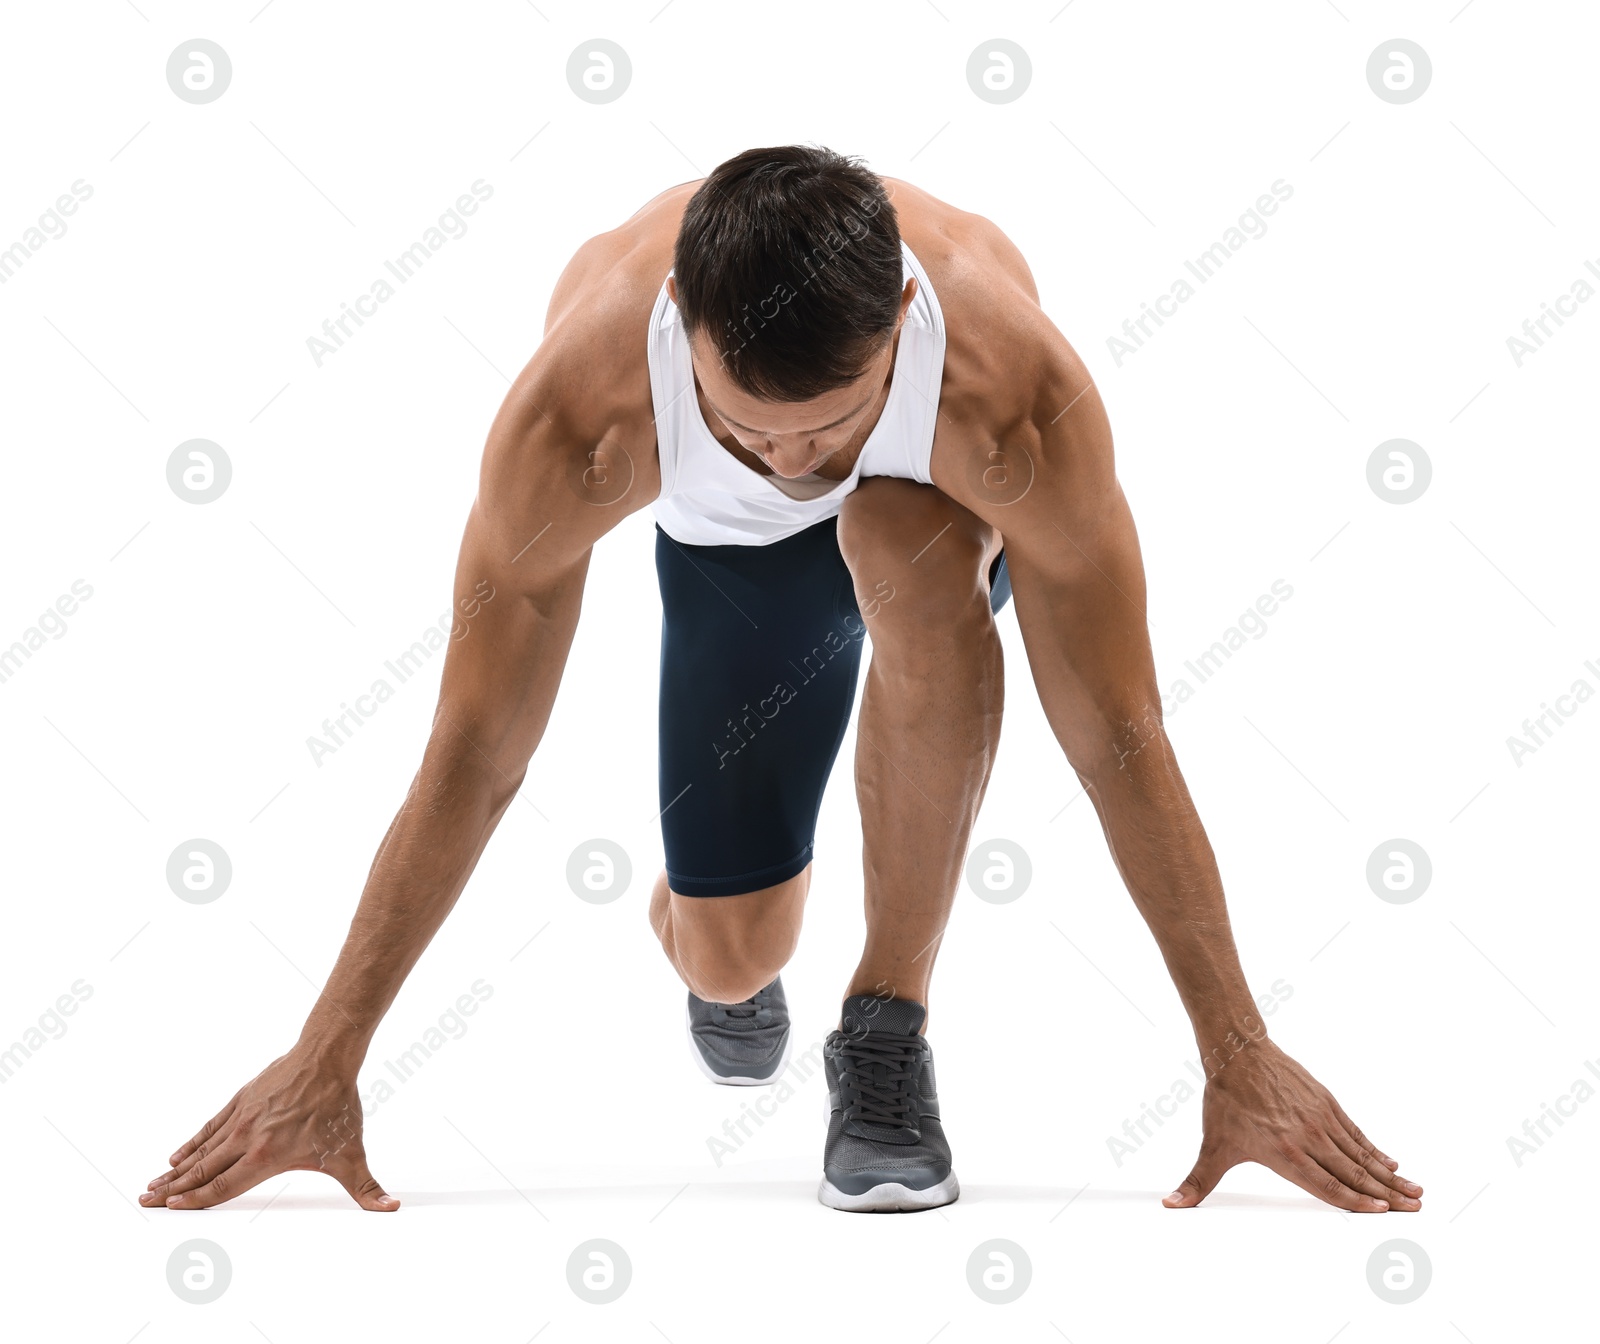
669;275;916;478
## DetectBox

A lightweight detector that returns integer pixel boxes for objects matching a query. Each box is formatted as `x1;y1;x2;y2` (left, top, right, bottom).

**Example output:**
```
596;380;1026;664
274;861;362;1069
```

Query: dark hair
672;145;903;403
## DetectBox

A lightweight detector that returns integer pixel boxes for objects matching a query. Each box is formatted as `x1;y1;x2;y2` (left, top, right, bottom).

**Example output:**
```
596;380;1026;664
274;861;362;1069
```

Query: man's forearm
295;732;521;1072
1078;720;1263;1054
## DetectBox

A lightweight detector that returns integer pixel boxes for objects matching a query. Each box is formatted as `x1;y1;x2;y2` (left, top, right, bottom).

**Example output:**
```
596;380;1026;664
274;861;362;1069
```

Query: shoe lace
710;985;771;1029
838;1031;920;1129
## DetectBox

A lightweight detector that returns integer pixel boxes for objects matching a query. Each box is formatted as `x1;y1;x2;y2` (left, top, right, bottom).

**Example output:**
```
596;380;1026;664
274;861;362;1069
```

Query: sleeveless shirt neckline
647;238;946;547
679;275;916;502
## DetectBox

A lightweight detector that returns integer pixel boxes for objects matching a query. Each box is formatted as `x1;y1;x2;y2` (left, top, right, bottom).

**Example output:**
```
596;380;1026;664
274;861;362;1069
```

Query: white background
1;1;1595;1340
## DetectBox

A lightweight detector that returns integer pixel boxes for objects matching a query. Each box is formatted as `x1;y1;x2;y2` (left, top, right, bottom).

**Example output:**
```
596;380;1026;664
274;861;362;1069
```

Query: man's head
667;145;915;477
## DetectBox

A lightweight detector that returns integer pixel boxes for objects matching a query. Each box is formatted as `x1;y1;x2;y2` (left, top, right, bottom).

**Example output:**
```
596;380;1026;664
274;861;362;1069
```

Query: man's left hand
1163;1039;1422;1212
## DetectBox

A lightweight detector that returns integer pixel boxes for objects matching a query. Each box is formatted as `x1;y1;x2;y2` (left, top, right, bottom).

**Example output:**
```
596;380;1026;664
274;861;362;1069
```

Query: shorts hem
665;846;813;898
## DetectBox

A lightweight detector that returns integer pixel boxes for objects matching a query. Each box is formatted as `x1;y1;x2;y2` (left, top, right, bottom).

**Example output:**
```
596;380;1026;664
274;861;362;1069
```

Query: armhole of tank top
648;278;678;501
904;243;944;488
917;327;944;486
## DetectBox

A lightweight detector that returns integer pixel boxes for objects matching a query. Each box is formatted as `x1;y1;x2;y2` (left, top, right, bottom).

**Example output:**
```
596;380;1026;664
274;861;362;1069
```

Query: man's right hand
139;1048;397;1212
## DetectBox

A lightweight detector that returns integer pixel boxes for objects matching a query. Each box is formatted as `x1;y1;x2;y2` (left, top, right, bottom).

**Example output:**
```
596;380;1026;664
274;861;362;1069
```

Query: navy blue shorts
654;513;1011;897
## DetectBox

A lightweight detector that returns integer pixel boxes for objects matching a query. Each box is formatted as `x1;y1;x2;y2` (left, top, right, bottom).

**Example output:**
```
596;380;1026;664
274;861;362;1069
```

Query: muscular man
141;145;1421;1216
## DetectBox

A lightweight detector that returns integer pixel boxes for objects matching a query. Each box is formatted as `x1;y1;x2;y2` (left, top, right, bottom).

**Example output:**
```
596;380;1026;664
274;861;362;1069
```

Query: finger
168;1094;240;1168
1163;1140;1234;1209
148;1144;248;1203
149;1145;215;1190
1324;1094;1402;1173
1324;1125;1422;1205
148;1123;238;1192
1313;1133;1420;1211
1269;1143;1389;1212
1327;1101;1421;1195
166;1156;272;1210
326;1149;400;1212
145;1144;218;1197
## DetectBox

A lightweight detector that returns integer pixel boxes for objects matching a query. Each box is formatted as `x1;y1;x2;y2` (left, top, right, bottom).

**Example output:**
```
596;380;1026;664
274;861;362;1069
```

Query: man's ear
667;274;678;305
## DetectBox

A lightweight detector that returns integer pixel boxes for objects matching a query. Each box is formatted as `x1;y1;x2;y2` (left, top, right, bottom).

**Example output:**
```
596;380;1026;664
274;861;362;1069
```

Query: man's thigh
654;517;866;897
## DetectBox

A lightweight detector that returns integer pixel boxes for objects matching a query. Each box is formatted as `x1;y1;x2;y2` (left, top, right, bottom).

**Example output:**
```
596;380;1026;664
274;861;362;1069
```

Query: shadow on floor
216;1180;1334;1215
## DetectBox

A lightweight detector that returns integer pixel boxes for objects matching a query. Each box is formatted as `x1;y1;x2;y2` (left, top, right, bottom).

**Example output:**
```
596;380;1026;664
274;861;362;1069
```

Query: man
141;145;1422;1216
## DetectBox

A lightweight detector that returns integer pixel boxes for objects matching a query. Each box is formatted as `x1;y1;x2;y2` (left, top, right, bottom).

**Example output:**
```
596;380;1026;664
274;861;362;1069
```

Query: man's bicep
427;371;640;784
979;346;1163;770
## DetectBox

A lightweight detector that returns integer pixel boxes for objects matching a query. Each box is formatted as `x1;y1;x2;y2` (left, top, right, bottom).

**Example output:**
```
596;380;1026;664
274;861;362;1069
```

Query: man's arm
142;340;653;1212
935;321;1422;1213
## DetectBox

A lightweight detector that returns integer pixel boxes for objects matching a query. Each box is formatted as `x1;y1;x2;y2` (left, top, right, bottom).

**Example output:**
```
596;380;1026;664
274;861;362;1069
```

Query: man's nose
764;438;815;462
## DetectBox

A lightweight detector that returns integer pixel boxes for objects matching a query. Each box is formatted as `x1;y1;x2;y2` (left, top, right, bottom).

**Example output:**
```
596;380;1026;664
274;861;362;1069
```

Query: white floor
10;1016;1594;1342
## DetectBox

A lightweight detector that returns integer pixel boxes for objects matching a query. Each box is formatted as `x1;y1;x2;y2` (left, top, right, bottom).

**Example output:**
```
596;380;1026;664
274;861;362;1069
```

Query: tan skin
140;176;1421;1216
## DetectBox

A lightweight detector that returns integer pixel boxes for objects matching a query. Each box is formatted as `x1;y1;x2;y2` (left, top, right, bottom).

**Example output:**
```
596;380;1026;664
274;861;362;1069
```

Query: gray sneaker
819;993;958;1212
685;977;792;1086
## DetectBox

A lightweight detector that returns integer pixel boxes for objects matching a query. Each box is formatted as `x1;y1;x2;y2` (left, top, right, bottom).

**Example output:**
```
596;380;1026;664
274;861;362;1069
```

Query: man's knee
667;869;805;1003
680;955;783;1007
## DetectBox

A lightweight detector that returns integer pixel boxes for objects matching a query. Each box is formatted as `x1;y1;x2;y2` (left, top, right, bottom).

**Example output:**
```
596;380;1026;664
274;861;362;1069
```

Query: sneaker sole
817;1172;960;1212
683;1002;793;1086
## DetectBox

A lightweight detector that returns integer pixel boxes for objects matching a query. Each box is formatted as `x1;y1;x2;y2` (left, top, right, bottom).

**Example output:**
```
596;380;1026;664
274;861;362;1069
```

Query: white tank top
647;240;946;546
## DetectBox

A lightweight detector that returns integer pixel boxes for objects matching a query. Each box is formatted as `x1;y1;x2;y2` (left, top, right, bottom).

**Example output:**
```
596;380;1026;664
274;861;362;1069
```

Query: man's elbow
1066;700;1171;786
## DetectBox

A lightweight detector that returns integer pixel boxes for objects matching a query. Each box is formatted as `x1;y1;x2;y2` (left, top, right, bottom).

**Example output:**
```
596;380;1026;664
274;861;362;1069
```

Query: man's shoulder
891;178;1064;423
888;177;1038;302
540;225;676;420
890;183;1104;505
504;190;694;473
474;200;691;538
548;179;697;327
